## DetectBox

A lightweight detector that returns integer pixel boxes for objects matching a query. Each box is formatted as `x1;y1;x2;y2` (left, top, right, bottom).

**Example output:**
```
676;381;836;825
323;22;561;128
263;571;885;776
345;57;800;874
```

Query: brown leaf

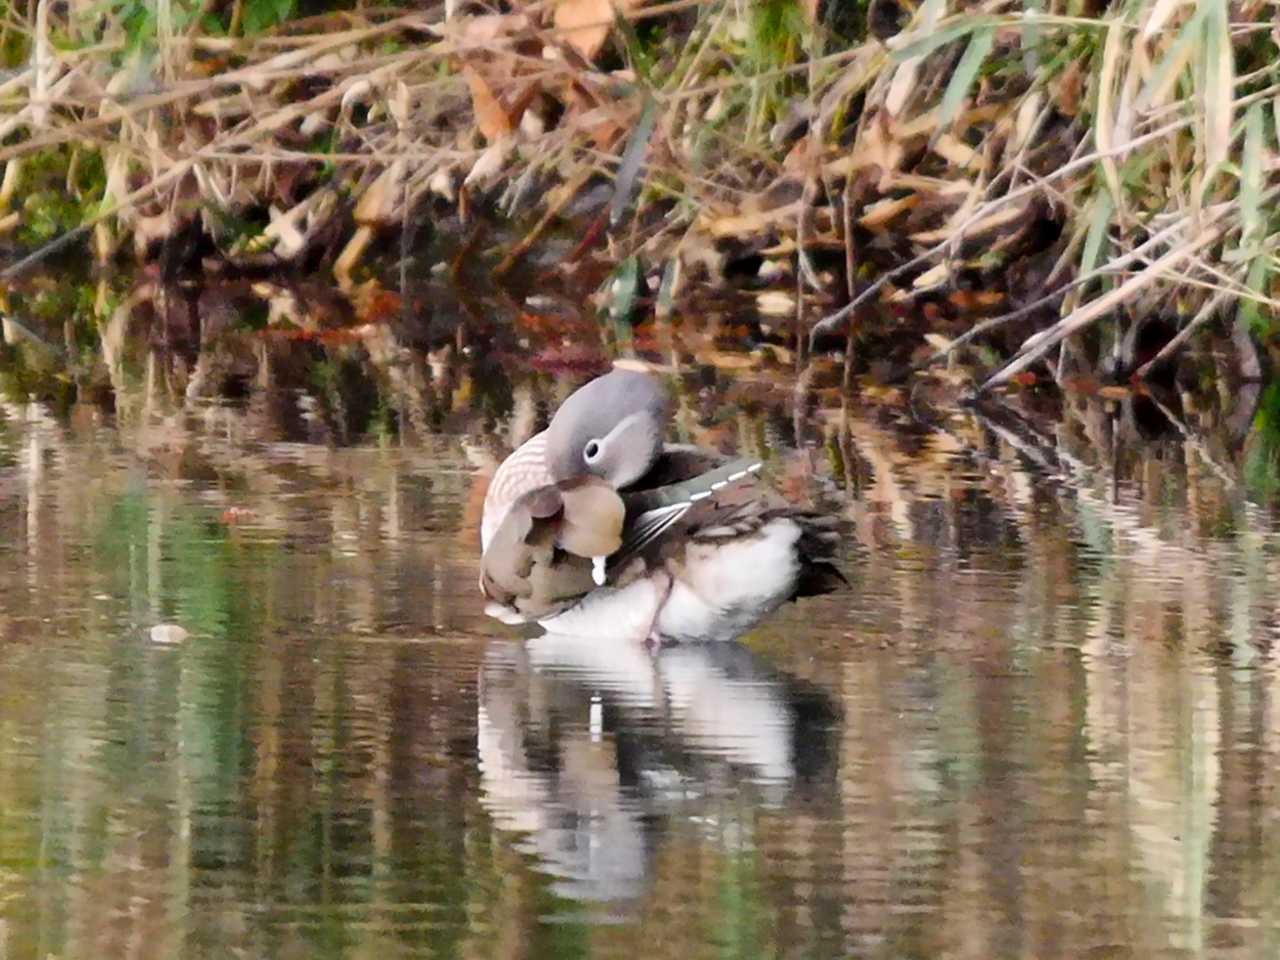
554;0;615;61
703;200;803;239
465;138;515;187
848;111;904;189
699;350;759;371
859;195;918;230
781;134;812;171
439;13;528;47
462;63;511;142
353;162;404;225
1054;59;1085;117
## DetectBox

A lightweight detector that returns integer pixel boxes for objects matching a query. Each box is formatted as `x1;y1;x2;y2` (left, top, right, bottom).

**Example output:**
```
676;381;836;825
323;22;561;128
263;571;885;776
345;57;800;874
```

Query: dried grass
0;0;1276;388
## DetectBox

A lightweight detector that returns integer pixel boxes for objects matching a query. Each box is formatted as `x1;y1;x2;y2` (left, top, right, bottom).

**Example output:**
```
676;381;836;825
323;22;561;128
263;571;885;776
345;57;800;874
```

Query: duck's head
544;369;671;489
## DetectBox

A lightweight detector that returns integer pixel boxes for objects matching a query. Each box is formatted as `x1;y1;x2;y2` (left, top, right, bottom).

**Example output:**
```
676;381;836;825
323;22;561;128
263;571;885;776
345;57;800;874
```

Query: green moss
19;189;83;246
243;0;296;34
12;147;108;248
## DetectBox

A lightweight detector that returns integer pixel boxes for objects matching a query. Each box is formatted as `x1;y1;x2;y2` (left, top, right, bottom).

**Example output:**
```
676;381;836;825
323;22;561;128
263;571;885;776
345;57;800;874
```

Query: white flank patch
656;518;802;642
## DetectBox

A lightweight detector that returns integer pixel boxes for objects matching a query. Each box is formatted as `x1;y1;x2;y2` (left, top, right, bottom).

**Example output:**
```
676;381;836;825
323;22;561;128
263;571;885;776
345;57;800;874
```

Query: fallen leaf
435;13;529;47
948;289;1005;310
462;63;511;141
704;200;802;239
910;202;1026;245
756;290;797;316
932;133;980;170
859;195;918;229
1054;59;1085;117
428;167;456;201
554;0;616;61
923;333;953;351
782;135;812;170
860;383;908;405
465;137;515;187
358;289;403;324
699;350;758;370
911;262;950;289
354;162;405;225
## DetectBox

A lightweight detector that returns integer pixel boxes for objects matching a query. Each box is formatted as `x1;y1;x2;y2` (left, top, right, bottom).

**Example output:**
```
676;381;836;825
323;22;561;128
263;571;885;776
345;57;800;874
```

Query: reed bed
0;0;1276;391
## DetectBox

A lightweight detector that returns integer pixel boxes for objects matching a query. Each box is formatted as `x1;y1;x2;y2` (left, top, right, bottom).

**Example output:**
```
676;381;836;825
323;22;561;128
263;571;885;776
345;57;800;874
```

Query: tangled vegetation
0;0;1276;394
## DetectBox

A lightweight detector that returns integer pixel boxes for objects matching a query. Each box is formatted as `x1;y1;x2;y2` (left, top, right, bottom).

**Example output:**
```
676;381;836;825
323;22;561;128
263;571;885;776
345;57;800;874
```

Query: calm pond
2;320;1280;959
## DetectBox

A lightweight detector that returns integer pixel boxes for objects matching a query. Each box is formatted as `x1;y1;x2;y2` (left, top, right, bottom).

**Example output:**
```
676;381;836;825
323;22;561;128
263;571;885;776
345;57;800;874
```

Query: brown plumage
478;368;845;640
481;444;844;625
480;477;626;620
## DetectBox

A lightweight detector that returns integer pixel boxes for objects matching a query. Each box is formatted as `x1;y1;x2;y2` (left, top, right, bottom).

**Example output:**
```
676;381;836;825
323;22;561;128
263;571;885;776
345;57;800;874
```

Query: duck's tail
791;513;848;599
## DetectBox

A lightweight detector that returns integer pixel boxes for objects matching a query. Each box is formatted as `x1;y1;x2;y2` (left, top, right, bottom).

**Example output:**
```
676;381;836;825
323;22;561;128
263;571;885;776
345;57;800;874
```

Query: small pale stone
150;624;190;645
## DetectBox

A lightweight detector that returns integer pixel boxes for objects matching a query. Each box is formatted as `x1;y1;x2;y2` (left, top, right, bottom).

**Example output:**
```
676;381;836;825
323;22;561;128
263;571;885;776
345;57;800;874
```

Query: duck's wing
480;478;626;621
481;431;552;553
612;457;765;572
616;455;847;599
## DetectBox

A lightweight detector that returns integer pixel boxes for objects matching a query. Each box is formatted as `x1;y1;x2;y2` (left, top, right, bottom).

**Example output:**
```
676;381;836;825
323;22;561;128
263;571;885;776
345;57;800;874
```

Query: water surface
2;367;1279;959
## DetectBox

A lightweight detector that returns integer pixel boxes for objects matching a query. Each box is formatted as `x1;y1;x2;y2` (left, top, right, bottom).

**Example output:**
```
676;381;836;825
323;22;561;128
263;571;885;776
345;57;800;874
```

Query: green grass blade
610;94;659;228
1237;101;1264;256
1239;254;1270;335
937;27;994;130
889;14;1003;61
1199;0;1233;178
1081;191;1115;279
1134;12;1202;113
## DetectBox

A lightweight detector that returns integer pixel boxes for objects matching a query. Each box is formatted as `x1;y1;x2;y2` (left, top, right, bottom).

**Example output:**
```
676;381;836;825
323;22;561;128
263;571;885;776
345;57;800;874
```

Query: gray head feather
545;369;671;488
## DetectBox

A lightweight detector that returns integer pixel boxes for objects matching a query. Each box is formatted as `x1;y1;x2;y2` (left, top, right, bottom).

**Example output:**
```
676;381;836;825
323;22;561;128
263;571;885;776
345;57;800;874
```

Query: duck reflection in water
477;636;841;904
479;366;845;643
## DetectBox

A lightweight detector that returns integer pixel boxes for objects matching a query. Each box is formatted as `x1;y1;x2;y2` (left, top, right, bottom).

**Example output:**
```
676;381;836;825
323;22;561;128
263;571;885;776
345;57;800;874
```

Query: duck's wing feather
480;478;625;621
614;502;690;562
616;454;846;599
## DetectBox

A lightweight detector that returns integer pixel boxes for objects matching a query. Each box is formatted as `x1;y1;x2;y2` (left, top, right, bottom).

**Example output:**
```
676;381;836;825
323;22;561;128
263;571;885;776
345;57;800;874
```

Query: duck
478;366;844;643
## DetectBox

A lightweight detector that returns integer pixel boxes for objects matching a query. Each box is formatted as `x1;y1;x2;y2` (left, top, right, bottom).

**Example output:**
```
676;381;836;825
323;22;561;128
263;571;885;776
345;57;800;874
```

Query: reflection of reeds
4;339;1280;956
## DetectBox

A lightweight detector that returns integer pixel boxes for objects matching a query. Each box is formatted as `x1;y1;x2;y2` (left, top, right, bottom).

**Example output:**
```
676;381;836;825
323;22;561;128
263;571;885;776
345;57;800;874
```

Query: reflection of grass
0;424;14;470
712;840;776;960
308;356;380;442
96;490;273;787
96;489;283;634
1245;380;1280;499
0;340;73;408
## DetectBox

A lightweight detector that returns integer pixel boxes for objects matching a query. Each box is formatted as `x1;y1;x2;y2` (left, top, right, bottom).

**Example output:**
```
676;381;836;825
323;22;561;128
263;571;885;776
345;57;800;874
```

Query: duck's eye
583;439;602;464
